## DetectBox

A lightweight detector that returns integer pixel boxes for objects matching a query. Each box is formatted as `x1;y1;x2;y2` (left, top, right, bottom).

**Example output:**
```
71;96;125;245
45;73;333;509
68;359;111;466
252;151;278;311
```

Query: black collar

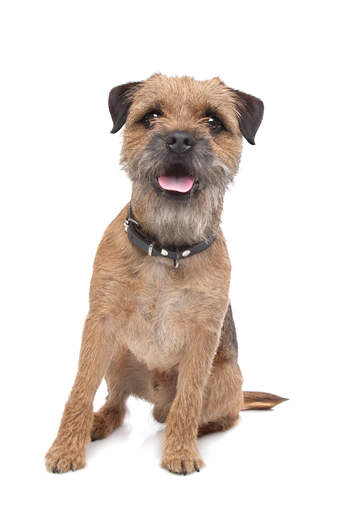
124;205;217;268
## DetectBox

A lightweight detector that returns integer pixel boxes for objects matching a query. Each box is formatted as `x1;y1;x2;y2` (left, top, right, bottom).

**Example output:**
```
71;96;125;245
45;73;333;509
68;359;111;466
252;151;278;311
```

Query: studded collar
124;205;217;268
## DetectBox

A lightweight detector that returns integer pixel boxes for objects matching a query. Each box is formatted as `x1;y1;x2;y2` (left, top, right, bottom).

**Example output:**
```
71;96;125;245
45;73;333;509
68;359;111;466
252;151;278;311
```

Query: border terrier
46;74;286;475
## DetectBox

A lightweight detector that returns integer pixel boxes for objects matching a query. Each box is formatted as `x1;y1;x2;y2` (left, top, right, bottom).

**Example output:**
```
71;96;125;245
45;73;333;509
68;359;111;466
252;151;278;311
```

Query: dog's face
109;74;263;199
108;74;263;244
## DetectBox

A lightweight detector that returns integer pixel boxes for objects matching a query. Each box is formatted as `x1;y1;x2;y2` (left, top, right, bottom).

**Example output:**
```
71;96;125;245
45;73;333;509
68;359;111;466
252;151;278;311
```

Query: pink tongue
158;175;194;193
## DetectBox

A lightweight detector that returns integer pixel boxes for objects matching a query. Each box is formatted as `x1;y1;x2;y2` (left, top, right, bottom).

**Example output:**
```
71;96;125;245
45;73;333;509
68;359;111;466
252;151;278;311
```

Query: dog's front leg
162;327;220;475
45;312;115;473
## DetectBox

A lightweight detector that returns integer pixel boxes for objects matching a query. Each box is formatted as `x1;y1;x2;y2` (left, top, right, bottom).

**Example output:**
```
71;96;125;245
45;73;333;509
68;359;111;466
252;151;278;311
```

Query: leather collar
124;205;217;268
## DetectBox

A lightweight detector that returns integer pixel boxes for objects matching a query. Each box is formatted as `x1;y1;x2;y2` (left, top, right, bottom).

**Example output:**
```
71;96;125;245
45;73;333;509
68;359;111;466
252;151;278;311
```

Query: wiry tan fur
45;74;286;476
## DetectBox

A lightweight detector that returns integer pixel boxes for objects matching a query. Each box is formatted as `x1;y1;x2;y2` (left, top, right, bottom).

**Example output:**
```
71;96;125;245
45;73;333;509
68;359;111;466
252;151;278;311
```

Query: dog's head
108;74;263;244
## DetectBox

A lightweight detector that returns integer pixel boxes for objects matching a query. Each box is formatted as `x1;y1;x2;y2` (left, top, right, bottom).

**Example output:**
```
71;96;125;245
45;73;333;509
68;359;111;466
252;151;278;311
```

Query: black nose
166;131;196;154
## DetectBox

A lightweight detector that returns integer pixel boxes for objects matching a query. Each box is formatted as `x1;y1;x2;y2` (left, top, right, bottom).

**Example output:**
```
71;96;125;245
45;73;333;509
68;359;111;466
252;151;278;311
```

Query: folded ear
108;81;142;133
233;90;264;145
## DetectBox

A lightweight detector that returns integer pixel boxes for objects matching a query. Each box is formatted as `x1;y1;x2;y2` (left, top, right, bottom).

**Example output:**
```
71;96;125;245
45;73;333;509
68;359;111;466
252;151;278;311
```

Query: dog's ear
233;90;264;145
108;81;142;133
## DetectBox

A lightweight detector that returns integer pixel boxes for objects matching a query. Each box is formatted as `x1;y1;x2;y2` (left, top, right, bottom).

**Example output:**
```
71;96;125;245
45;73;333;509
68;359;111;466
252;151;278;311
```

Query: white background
1;1;340;510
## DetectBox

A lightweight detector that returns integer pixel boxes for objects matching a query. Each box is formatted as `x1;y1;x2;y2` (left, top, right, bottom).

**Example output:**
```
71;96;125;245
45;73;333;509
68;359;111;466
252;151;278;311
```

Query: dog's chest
120;262;205;370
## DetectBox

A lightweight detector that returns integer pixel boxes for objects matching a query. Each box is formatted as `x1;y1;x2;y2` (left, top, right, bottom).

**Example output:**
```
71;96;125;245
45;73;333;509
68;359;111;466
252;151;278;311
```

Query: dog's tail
241;391;288;410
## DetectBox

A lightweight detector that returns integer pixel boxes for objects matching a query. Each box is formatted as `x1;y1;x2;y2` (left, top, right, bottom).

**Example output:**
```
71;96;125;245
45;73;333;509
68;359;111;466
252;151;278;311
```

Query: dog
45;74;286;475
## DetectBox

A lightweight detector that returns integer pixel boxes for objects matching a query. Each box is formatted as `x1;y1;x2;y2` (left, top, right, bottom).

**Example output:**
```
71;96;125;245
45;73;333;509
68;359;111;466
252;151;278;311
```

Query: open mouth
156;170;199;200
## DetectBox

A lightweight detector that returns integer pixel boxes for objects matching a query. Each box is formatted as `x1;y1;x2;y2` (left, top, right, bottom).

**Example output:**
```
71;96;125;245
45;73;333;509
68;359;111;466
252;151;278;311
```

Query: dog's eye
141;111;163;128
207;116;224;132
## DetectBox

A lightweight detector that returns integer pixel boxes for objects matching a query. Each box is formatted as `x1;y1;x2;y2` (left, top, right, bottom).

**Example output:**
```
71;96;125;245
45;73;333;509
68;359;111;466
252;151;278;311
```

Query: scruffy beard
123;136;236;246
130;182;227;247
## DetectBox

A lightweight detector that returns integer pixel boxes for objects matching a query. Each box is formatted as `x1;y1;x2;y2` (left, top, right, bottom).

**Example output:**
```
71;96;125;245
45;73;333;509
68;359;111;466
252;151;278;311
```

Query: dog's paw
91;411;113;441
45;443;86;473
161;450;204;475
152;405;169;424
91;406;124;441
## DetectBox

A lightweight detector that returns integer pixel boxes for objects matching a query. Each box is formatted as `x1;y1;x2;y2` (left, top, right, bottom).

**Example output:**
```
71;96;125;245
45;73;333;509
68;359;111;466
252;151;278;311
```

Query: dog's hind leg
151;364;243;435
198;304;243;436
198;359;243;436
197;304;287;436
91;350;150;441
150;360;242;436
